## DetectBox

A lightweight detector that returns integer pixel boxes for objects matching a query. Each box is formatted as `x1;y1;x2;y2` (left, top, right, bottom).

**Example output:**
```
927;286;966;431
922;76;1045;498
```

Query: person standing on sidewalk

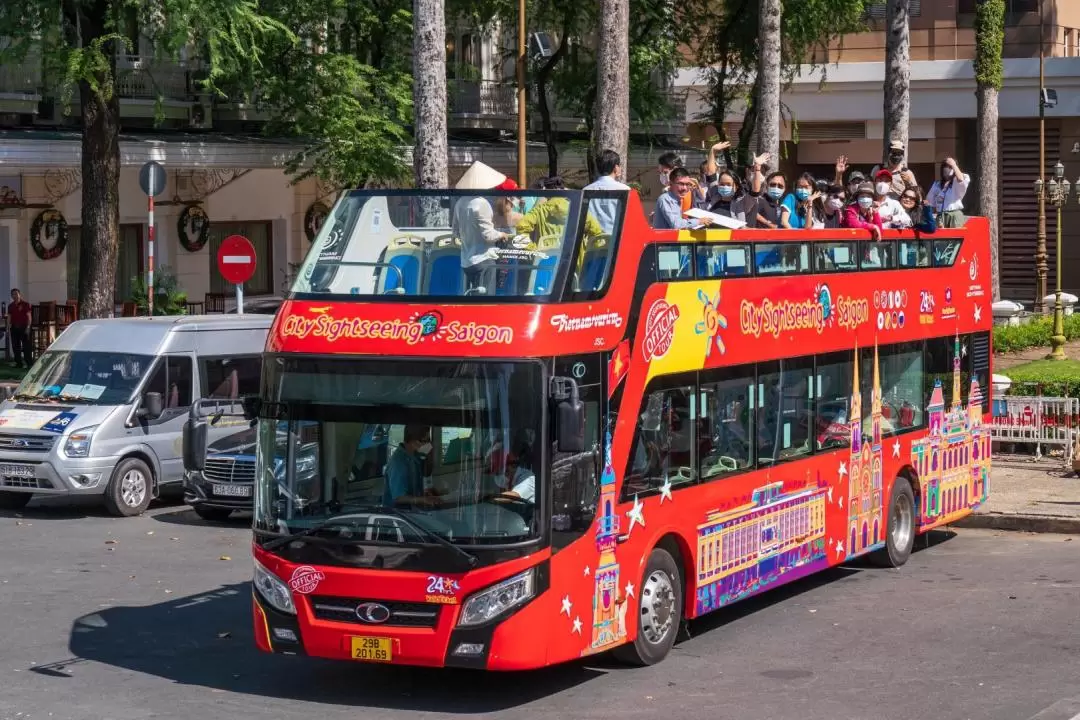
8;289;32;369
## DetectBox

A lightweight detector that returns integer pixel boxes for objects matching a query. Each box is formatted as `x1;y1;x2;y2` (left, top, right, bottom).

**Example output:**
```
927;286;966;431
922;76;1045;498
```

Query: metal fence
992;390;1080;463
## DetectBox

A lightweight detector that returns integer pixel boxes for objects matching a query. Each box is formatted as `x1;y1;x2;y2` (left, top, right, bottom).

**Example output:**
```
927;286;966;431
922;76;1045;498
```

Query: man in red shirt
8;289;32;368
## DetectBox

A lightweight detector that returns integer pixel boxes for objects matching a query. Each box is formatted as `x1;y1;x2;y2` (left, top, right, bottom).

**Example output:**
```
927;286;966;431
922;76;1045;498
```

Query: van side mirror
183;419;207;472
550;376;585;453
139;392;164;420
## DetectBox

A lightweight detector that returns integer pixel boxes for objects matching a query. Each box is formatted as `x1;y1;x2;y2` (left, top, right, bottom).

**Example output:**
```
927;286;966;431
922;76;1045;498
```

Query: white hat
455;161;508;190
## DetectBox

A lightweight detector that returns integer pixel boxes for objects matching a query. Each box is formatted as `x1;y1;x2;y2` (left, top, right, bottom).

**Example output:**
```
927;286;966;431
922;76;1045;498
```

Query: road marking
1026;697;1080;720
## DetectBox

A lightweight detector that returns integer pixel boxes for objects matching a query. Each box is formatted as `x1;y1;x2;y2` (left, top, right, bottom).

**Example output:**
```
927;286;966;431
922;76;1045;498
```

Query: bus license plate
212;484;251;497
350;636;392;663
0;464;34;478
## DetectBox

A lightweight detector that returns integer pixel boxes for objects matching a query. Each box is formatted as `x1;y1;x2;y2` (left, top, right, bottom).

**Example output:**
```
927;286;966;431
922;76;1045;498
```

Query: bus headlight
253;558;296;615
457;568;535;627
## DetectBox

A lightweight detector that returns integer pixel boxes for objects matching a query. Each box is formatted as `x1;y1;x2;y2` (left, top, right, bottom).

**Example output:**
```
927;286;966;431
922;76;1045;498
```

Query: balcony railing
449;80;517;116
0;56;40;96
115;56;192;101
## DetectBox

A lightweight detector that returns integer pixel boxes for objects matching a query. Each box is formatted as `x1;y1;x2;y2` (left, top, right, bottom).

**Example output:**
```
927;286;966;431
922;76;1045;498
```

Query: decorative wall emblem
29;209;68;261
178;205;210;252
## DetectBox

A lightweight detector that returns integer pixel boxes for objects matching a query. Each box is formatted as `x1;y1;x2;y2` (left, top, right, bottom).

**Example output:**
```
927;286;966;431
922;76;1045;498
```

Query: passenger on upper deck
926;157;969;229
452;162;519;294
755;171;793;229
653;168;713;230
584;149;630;235
843;182;884;240
871;170;906;226
706;169;757;224
872;140;919;199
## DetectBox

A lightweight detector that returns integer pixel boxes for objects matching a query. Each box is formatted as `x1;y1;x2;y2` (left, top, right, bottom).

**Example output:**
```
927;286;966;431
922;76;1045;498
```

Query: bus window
657;245;693;281
551;388;601;550
754;243;810;275
860;240;897;270
898;238;932;268
757;358;814;465
699;367;755;480
932;238;963;267
697;245;751;278
878;342;924;432
814;242;859;273
815;351;855;452
624;382;695;498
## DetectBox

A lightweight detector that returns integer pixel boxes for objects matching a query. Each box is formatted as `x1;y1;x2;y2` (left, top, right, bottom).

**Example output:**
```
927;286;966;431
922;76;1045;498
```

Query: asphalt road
1;497;1078;720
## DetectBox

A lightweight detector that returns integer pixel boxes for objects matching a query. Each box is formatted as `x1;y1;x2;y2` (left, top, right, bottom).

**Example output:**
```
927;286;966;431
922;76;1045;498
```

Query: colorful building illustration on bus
910;335;991;523
694;479;828;614
588;431;625;653
847;344;884;557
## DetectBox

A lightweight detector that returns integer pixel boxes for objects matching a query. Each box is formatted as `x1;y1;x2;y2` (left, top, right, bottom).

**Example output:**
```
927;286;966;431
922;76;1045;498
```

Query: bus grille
204;457;256;484
309;596;441;628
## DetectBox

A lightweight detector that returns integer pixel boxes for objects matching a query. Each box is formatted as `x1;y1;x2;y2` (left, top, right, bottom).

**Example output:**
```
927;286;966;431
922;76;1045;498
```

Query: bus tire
613;546;682;666
103;458;153;517
870;475;915;568
0;491;32;511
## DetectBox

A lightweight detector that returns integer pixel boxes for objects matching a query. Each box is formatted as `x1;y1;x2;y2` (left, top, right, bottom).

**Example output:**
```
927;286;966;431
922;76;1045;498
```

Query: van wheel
613;547;682;666
0;491;32;511
193;505;233;522
104;458;153;517
870;476;916;568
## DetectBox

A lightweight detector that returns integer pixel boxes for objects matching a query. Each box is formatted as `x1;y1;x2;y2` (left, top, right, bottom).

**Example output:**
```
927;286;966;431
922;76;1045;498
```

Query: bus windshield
255;357;545;546
291;190;625;300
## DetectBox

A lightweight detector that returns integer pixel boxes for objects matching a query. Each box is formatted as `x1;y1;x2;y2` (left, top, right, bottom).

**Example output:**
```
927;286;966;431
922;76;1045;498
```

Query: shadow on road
0;493;184;521
60;582;602;713
150;506;254;528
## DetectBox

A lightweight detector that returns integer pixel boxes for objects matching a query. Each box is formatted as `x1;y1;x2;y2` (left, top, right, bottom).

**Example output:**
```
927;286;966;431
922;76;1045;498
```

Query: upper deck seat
527;234;563;295
424;236;463;295
375;236;425;295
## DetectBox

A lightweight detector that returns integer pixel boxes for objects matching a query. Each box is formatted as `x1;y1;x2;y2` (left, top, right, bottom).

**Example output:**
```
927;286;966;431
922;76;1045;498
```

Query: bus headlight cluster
457;569;535;627
253;558;296;615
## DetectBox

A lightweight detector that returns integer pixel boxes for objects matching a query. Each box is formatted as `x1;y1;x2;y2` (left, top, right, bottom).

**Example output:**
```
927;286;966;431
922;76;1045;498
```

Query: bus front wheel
614;546;682;666
870;475;915;568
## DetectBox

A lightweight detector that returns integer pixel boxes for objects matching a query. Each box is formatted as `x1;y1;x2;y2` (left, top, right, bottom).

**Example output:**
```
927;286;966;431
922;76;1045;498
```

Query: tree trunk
412;0;448;189
755;0;781;165
77;74;121;319
595;0;629;177
884;0;911;162
975;89;1000;302
537;78;559;177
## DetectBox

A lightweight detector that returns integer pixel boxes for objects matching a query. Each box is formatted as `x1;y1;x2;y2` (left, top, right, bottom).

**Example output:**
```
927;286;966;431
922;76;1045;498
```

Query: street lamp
1033;160;1073;360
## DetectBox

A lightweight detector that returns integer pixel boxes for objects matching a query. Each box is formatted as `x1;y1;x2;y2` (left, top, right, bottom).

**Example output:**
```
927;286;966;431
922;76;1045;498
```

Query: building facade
676;0;1080;303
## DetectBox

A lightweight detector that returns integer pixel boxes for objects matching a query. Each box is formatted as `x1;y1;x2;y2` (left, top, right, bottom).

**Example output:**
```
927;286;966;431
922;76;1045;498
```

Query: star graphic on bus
974;304;982;323
892;439;902;458
561;595;572;616
626;495;646;535
572;616;583;634
659;477;673;503
694;289;727;359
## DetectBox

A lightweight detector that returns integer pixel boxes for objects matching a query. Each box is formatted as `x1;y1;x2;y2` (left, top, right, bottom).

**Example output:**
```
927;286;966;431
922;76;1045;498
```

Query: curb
953;512;1080;535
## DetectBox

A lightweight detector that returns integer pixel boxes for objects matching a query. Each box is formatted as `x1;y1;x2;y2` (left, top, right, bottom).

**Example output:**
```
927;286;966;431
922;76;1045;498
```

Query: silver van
0;315;272;516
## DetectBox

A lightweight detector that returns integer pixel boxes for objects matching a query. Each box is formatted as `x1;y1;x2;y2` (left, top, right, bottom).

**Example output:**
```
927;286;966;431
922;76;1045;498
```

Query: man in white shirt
584;149;630;235
871;169;907;227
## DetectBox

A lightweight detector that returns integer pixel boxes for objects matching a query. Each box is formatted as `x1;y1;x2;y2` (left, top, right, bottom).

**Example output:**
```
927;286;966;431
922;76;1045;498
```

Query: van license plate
0;464;34;478
350;636;392;663
212;484;251;497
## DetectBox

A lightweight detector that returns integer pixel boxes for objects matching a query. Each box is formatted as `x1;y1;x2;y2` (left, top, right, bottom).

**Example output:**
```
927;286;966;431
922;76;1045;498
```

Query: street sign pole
138;161;166;316
236;281;244;315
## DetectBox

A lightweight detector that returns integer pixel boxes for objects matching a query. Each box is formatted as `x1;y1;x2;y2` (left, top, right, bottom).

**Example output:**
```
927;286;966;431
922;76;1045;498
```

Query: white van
0;315;271;516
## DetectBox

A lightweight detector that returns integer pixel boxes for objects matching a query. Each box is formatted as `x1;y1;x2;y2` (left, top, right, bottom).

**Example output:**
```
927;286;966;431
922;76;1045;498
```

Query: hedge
992;314;1080;354
1000;358;1080;397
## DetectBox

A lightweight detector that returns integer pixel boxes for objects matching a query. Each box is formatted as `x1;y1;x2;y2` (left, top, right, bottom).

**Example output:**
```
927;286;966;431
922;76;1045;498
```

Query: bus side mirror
551;376;585;453
183;419;208;472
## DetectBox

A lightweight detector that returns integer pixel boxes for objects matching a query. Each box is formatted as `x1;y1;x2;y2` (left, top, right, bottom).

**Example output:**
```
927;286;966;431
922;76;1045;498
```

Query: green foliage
129;266;188;316
973;0;1004;91
993;315;1080;354
697;0;870;170
1000;358;1080;397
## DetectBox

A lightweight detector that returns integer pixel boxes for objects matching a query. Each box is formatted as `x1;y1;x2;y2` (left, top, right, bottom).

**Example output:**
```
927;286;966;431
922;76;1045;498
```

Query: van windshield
15;351;154;405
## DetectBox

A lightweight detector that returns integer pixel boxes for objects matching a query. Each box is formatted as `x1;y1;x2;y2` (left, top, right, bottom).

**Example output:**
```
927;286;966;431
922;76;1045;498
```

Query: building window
66;225;144;304
958;0;1036;14
208;222;273;295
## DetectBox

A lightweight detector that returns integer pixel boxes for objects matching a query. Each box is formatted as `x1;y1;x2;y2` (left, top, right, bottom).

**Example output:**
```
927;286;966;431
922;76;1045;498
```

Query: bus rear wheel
870;475;915;568
613;546;682;666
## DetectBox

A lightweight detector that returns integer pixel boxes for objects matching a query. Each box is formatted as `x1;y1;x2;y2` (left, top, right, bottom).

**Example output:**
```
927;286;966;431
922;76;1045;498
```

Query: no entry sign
216;235;257;285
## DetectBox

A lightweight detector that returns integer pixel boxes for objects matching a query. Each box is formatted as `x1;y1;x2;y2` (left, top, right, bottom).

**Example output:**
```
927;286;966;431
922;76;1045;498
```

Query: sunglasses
901;195;918;202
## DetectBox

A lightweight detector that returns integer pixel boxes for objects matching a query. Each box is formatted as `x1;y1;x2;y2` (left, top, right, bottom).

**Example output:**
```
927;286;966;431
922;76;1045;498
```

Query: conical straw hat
455;161;509;190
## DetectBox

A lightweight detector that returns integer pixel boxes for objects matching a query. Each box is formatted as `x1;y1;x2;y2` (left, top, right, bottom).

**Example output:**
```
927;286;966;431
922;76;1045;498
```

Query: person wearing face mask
707;170;757;224
815;184;846;229
871;169;906;226
842;182;883;240
925;157;970;229
872;140;918;198
657;151;682;193
787;173;819;229
846;170;867;200
755;171;792;229
384;425;440;507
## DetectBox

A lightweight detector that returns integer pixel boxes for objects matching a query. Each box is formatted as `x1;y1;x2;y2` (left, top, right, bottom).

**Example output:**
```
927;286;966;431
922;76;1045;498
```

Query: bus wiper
261;518;349;551
350;504;479;569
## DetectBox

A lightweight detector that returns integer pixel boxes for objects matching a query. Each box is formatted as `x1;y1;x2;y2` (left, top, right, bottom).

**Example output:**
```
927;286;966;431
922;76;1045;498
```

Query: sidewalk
954;456;1080;534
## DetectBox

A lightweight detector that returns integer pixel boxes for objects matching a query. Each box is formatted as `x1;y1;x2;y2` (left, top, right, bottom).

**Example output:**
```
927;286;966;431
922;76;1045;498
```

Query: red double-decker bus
242;188;992;669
